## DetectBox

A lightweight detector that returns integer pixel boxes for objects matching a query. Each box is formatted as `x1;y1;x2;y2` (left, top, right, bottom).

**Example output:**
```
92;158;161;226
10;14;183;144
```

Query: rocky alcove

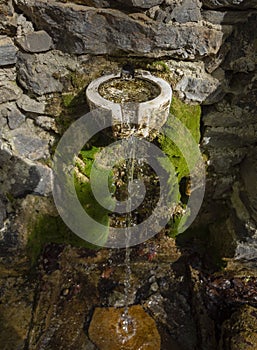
0;0;257;349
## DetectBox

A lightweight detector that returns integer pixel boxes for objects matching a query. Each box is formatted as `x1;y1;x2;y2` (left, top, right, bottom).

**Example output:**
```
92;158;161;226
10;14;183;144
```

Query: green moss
70;71;88;90
27;146;115;265
27;214;95;266
74;146;115;246
147;61;170;73
62;93;75;107
158;96;201;182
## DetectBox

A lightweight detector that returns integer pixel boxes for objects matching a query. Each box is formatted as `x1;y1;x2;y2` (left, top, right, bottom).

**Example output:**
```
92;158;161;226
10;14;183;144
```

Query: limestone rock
0;1;17;36
1;103;26;129
0;81;22;103
16;30;53;53
88;305;161;350
202;0;257;9
17;14;34;37
166;60;222;103
2;116;53;166
15;0;223;59
10;160;53;197
0;36;17;66
35;115;58;132
202;10;253;24
116;0;164;8
64;0;163;8
16;94;46;114
0;67;16;81
16;51;77;95
168;0;201;23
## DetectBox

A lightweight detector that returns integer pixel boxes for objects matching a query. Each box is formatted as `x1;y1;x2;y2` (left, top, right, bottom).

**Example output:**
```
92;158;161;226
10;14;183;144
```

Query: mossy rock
27;214;95;266
158;96;201;182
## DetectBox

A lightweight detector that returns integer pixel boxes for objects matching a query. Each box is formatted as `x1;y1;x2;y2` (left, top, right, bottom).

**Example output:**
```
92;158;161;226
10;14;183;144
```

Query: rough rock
6;119;51;161
16;50;78;95
88;305;161;350
0;148;52;197
16;30;53;53
17;14;34;37
15;0;224;59
0;275;35;350
0;36;17;66
63;0;163;9
116;0;164;8
219;305;257;350
34;115;58;132
166;60;222;103
1;102;26;129
168;0;202;23
10;159;52;197
202;0;257;9
0;1;17;36
0;67;16;81
202;10;253;24
16;94;46;114
0;81;22;103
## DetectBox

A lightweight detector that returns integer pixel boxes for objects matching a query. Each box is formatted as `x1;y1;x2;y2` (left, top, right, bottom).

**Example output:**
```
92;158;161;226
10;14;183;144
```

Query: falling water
118;103;138;339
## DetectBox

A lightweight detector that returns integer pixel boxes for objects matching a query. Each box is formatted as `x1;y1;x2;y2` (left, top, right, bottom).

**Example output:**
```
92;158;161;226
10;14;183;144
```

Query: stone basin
86;71;172;137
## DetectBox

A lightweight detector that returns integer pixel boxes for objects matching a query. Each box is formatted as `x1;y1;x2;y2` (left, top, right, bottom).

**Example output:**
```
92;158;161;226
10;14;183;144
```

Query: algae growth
158;96;201;182
27;146;114;265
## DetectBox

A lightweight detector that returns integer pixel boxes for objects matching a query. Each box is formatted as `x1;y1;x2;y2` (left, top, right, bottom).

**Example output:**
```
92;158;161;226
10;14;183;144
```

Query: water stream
118;105;138;339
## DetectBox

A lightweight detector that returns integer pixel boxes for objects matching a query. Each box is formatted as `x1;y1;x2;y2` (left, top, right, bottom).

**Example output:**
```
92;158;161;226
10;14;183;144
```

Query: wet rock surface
89;305;161;350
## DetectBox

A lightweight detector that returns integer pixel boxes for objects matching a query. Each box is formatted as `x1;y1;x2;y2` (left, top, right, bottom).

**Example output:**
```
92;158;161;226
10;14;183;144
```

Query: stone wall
0;1;257;349
1;0;256;257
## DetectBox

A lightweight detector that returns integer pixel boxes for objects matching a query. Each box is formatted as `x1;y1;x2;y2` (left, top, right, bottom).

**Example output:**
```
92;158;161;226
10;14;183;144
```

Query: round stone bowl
86;71;172;137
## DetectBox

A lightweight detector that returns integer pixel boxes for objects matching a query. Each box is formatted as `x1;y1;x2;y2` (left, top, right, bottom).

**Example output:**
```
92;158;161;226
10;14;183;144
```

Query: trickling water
121;132;136;335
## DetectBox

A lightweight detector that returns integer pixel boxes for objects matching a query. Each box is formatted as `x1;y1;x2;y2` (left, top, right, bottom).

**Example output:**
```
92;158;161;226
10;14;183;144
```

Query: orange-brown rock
88;305;161;350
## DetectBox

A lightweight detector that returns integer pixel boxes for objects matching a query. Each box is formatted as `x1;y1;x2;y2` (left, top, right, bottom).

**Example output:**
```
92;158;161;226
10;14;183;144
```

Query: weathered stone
10;160;52;197
116;0;163;8
34;116;58;132
11;131;49;160
88;305;161;350
0;36;17;66
202;10;253;24
2;117;53;164
176;75;221;104
16;94;46;114
0;67;16;81
219;305;257;350
168;0;201;23
2;103;26;129
15;0;223;59
202;0;257;9
166;60;222;103
0;275;34;350
16;51;77;95
66;0;163;8
16;30;53;53
0;1;16;36
17;14;34;37
0;81;22;104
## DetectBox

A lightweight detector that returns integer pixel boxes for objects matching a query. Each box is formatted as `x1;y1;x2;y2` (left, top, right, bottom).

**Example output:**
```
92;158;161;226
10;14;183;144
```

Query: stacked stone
0;1;256;349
